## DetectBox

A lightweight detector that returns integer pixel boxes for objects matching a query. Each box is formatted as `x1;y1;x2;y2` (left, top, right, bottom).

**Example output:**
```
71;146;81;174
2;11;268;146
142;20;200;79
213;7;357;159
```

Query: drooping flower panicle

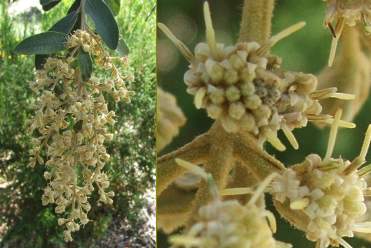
29;30;129;241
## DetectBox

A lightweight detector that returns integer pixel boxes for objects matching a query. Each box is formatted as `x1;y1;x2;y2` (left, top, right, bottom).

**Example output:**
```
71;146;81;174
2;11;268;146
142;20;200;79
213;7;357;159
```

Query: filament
263;210;277;233
194;87;206;109
169;236;202;246
221;187;253;196
270;22;306;46
265;130;286;151
328;18;345;67
324;109;342;161
359;125;371;161
338;238;353;248
158;23;194;62
308;114;356;129
282;125;299;150
203;2;220;59
258;21;306;55
289;198;310;210
310;87;337;99
357;164;371;177
352;222;371;233
175;158;208;180
247;173;277;206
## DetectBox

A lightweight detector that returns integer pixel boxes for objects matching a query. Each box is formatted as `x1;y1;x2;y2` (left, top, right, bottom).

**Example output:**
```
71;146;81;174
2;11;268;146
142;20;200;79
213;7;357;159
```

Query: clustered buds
159;3;355;151
157;87;186;151
28;30;129;241
184;40;321;148
271;111;371;248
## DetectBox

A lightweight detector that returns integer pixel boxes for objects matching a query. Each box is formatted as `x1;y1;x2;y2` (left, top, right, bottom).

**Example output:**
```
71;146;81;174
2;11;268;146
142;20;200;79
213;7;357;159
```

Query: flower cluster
170;199;287;248
171;159;290;248
159;3;354;150
271;111;371;248
184;41;320;143
157;87;186;151
29;30;129;241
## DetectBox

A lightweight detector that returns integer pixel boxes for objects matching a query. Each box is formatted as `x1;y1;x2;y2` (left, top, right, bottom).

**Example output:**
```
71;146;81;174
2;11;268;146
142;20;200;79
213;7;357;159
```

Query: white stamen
266;130;286;151
359;125;371;161
194;87;207;109
248;173;277;206
175;158;208;180
352;222;371;233
282;125;299;150
158;23;194;62
324;109;342;161
338;238;353;248
203;2;220;59
221;187;253;196
264;210;277;233
270;22;306;46
290;198;310;210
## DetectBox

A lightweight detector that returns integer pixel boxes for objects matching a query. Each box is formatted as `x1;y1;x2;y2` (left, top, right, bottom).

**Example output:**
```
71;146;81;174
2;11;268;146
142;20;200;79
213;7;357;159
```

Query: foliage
0;0;155;247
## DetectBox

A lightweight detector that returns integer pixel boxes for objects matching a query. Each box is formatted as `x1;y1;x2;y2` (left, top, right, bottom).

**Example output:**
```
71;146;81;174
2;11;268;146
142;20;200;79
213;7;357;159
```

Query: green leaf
116;39;129;56
85;0;119;50
15;32;67;55
104;0;121;16
78;49;93;81
40;0;61;11
50;11;79;34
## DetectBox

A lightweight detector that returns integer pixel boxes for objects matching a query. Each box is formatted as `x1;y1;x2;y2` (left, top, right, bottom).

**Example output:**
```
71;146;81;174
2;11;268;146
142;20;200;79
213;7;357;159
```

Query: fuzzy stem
239;0;275;44
157;133;210;196
186;123;235;226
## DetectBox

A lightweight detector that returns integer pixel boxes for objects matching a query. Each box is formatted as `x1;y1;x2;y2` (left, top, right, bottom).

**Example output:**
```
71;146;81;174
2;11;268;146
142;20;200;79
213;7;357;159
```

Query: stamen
265;130;286;151
221;187;253;196
318;161;341;171
327;92;355;100
338;238;353;248
310;87;337;99
310;88;355;100
352;222;371;233
257;22;306;55
264;210;277;233
289;198;310;210
282;125;299;150
175;158;208;180
169;235;202;246
328;18;345;67
324;109;342;161
270;22;306;46
194;87;206;109
203;2;220;59
158;23;195;62
308;115;356;129
359;125;371;161
363;188;371;196
247;173;277;206
357;164;371;177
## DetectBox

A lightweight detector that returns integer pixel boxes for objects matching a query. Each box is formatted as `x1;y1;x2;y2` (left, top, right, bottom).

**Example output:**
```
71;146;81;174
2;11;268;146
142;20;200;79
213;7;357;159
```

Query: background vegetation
0;0;155;247
157;0;371;247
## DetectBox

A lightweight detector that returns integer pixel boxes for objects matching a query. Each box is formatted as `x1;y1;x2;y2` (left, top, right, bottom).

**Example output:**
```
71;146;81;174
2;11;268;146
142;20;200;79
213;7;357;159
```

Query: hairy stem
187;123;235;225
239;0;275;44
157;133;210;196
234;135;285;179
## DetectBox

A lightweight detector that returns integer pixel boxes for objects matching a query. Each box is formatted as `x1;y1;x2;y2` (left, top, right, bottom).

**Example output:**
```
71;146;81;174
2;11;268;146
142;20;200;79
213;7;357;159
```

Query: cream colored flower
158;2;355;151
170;159;290;248
28;30;128;241
271;110;371;248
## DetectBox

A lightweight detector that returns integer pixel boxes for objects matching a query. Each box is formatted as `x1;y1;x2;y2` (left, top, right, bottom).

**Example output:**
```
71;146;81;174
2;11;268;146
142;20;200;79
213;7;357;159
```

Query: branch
239;0;275;44
157;133;210;196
